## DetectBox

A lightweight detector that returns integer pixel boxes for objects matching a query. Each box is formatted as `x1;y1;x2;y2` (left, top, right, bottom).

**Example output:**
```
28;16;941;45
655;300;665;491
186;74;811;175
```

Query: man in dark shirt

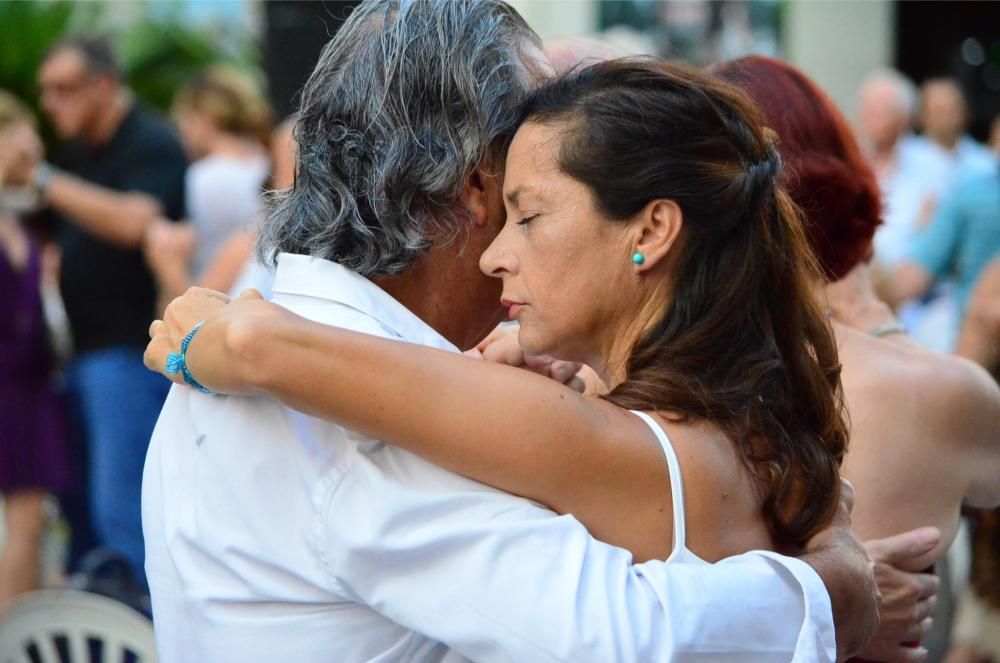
5;36;186;585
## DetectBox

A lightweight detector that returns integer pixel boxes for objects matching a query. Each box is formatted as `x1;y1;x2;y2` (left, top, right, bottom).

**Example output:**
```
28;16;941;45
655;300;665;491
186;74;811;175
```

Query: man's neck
374;249;500;351
932;134;960;152
86;90;132;147
823;265;898;334
208;132;263;160
870;141;899;177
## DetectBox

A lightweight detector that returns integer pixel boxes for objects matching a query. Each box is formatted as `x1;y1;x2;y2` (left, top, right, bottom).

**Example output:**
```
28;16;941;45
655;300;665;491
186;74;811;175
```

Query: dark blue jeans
66;346;170;584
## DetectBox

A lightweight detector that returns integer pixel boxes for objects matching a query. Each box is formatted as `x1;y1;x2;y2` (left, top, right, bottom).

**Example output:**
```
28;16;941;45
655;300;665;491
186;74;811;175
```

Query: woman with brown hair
148;58;844;563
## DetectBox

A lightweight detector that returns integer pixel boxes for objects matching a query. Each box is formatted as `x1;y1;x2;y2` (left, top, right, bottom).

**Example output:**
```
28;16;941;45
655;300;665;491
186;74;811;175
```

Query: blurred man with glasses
4;36;187;588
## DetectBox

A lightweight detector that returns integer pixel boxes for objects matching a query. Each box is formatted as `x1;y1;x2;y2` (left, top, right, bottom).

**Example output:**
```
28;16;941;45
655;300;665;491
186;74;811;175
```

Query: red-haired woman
712;55;1000;659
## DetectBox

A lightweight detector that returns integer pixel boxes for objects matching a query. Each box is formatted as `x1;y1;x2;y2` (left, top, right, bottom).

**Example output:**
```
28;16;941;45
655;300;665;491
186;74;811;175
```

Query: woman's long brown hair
520;59;847;551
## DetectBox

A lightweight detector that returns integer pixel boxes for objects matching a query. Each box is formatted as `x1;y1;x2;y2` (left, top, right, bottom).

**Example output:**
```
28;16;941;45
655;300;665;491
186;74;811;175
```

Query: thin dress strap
630;410;687;557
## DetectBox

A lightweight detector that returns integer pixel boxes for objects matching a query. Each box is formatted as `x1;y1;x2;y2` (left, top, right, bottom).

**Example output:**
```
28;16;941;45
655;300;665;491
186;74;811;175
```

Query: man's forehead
40;49;87;79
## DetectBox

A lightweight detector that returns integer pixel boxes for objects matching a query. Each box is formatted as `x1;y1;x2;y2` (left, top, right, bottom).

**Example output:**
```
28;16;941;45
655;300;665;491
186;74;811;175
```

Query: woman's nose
480;232;516;278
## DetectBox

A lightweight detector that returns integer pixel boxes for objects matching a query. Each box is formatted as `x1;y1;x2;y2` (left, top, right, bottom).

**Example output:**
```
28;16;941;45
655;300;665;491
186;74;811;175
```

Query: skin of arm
145;225;254;310
957;257;1000;371
888;185;966;310
41;169;162;248
147;289;891;659
196;231;254;293
160;290;677;563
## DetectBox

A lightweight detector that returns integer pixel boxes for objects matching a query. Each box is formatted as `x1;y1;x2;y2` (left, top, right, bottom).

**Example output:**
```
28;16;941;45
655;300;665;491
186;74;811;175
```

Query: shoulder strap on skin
630;410;686;556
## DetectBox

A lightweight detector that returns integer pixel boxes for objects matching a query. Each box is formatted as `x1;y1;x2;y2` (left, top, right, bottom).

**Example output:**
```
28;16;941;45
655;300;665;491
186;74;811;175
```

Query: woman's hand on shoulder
145;287;287;394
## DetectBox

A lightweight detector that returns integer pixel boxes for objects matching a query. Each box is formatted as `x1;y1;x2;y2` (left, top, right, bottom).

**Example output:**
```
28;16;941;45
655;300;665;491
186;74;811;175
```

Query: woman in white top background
144;65;271;306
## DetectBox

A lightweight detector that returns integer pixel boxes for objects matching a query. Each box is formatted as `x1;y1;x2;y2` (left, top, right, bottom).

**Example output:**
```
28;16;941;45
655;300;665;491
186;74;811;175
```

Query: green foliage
0;0;102;120
119;10;259;113
0;0;258;133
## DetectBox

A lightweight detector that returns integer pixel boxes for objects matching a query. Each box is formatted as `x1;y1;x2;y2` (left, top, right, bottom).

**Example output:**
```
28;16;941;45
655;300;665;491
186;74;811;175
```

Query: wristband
32;162;56;195
164;321;215;394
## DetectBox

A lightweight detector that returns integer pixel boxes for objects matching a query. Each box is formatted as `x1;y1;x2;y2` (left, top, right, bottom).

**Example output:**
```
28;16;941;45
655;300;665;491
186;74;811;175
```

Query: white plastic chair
0;589;158;663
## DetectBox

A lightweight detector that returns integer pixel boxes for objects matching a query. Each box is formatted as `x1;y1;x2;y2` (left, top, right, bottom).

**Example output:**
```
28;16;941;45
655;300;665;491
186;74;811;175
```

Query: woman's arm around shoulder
146;287;674;560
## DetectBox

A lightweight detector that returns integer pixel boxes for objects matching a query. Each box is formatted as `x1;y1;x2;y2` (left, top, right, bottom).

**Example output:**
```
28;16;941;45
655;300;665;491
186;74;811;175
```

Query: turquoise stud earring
631;252;645;266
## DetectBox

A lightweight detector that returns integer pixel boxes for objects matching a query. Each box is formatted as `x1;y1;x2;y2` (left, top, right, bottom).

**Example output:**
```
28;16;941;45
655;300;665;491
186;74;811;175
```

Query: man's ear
632;199;683;272
457;167;490;228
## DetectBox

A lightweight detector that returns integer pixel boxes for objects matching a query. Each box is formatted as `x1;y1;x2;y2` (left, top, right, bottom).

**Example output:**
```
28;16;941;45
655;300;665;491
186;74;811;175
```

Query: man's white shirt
143;252;837;662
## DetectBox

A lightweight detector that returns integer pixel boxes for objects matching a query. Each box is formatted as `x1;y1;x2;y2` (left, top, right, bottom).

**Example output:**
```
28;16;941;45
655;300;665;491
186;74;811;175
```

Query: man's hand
855;528;941;662
145;218;196;260
802;480;880;660
143;218;195;286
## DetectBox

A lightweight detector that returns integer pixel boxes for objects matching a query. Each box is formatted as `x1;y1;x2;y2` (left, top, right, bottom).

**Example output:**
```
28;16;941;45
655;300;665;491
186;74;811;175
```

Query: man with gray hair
857;69;941;269
143;2;896;660
858;69;958;351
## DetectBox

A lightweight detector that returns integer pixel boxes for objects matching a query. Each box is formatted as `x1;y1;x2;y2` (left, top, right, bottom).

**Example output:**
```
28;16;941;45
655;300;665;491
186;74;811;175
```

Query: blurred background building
2;0;998;140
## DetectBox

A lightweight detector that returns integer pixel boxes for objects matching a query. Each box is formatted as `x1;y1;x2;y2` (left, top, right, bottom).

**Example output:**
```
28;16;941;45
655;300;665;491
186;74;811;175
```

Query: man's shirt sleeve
908;185;966;279
318;463;836;662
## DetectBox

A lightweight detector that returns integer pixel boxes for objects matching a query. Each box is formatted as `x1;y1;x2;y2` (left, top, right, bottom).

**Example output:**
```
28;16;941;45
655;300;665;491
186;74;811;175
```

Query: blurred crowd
0;29;998;662
0;36;292;610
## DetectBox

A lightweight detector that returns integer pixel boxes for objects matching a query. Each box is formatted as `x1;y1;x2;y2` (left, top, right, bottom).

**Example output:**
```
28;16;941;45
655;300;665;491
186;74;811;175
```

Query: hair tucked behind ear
521;59;847;551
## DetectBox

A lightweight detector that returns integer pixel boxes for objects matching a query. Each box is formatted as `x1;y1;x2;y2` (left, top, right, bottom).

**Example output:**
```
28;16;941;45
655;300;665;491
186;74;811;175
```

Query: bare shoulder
915;351;1000;440
655;415;774;558
840;328;998;438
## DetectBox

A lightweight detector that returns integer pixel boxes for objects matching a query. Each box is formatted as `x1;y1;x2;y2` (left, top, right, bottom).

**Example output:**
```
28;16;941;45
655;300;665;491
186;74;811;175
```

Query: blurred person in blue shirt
890;114;999;339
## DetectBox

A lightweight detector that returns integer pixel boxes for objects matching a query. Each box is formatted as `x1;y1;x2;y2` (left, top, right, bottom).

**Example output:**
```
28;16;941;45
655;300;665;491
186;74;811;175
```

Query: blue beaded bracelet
163;321;215;395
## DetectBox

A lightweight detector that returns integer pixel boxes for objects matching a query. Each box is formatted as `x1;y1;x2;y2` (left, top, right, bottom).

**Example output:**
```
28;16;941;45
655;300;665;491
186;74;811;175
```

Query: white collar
271;252;459;354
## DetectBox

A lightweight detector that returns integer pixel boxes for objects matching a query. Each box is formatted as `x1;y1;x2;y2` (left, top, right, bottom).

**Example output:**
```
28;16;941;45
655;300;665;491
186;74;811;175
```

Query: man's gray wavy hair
260;0;541;277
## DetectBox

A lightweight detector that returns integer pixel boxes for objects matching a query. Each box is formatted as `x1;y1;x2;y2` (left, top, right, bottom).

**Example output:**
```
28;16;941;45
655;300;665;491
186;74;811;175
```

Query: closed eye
517;214;539;226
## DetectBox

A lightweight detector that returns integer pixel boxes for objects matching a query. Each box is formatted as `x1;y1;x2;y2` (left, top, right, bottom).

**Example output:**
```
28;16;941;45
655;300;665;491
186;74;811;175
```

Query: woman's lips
500;299;525;320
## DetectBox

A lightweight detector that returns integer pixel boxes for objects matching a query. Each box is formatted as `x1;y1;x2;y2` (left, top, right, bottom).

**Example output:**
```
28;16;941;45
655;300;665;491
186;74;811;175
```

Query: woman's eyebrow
505;186;524;207
505;186;544;207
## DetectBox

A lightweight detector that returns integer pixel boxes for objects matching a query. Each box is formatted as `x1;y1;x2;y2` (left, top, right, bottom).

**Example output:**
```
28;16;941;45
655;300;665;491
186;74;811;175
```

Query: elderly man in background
910;78;995;181
857;70;945;274
857;70;958;351
3;36;187;586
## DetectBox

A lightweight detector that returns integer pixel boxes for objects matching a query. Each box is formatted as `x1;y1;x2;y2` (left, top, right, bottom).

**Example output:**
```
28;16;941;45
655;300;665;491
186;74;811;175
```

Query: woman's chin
516;332;551;359
519;332;577;365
